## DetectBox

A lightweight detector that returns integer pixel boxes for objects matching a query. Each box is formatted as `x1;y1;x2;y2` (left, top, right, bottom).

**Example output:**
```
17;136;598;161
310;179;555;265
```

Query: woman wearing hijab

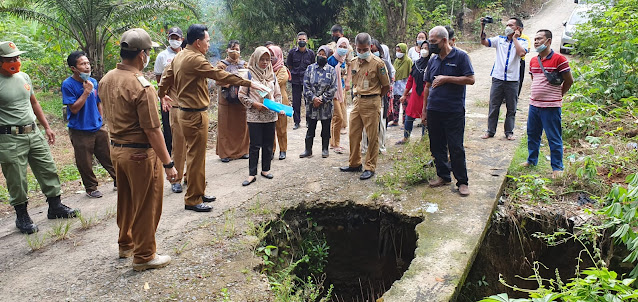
390;43;412;127
396;42;430;144
238;47;283;186
216;40;250;163
300;45;338;159
268;45;291;160
327;37;349;154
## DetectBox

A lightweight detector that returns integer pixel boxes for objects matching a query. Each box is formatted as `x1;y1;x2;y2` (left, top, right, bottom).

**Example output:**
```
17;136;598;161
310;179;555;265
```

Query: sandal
480;133;493;139
506;134;515;141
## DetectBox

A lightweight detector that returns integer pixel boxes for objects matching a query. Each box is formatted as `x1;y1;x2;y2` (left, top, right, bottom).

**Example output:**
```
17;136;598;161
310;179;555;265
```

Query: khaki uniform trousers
0;129;61;206
179;110;208;206
111;146;163;264
274;98;289;152
330;98;347;147
169;107;186;182
348;96;381;171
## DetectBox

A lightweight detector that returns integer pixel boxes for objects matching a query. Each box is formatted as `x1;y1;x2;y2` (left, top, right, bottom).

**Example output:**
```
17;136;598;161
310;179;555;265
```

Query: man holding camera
521;30;573;179
480;17;528;140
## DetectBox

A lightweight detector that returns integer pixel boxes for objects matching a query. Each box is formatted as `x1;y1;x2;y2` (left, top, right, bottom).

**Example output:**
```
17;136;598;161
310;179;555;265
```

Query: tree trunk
379;0;409;49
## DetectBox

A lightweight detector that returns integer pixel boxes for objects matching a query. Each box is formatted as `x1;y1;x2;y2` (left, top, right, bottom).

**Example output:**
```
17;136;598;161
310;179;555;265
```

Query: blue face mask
357;51;371;60
336;48;348;57
535;44;547;53
79;72;91;81
373;51;380;57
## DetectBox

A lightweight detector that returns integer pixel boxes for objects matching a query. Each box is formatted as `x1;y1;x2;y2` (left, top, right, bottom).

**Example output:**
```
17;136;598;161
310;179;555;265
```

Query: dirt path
0;1;576;300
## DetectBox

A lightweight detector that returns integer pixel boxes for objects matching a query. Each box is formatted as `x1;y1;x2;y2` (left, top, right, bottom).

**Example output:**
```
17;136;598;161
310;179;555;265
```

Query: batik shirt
303;63;337;120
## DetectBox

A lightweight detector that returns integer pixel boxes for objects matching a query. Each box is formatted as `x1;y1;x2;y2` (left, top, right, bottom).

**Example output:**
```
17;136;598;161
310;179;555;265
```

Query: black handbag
537;56;564;86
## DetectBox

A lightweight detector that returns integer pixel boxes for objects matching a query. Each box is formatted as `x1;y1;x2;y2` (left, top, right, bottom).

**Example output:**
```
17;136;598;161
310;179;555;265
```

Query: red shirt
529;50;570;107
404;74;425;118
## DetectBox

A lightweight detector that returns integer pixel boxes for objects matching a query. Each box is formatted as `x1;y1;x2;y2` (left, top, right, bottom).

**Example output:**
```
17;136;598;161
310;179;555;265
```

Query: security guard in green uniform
0;41;79;234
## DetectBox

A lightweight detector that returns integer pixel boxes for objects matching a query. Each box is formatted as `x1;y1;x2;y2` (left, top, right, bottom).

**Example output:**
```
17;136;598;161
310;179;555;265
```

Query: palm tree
1;0;199;79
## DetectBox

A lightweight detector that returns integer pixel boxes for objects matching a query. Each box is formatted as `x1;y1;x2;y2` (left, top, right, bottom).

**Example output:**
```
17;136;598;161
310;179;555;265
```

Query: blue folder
263;98;293;117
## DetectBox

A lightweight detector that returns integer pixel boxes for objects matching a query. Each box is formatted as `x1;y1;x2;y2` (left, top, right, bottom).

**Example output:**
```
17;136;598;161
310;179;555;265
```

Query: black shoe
185;203;212;212
47;196;79;219
14;203;38;234
261;172;274;179
340;165;363;172
360;170;375;180
202;195;216;203
279;151;286;160
221;158;230;163
322;149;329;158
242;177;256;186
293;123;300;130
241;154;249;159
299;150;312;158
171;183;183;193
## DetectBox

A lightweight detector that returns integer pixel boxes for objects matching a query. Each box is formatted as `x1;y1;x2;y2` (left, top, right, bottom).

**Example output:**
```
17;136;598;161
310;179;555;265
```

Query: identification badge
363;80;370;90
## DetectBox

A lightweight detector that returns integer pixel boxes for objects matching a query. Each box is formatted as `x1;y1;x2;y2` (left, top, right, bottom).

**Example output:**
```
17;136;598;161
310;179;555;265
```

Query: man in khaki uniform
0;41;79;234
340;33;390;180
158;24;263;212
99;28;177;271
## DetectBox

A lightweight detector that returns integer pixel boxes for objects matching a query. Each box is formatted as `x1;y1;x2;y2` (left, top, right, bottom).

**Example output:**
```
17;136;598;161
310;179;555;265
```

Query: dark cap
167;27;183;38
120;28;159;51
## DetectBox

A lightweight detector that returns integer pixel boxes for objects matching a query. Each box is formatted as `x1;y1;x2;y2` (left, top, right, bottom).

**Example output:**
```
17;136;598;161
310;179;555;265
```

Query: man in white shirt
480;17;528;140
155;27;185;193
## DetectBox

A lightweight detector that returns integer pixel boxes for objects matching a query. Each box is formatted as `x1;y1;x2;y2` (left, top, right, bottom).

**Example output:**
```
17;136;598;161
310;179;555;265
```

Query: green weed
49;220;72;241
223;208;236;238
25;232;47;251
173;241;190;255
77;212;97;229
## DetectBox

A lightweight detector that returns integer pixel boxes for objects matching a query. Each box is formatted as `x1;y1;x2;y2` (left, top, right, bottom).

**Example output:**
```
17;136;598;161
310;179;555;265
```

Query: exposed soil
0;0;579;300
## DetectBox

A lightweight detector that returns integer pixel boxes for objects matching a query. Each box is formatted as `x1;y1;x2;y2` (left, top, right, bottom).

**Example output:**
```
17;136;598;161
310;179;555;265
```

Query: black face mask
298;41;307;48
332;36;339;43
428;42;441;54
317;56;327;67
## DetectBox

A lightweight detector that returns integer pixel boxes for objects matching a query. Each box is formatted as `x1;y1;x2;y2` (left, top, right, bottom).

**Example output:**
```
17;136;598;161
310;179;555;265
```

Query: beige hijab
247;46;274;83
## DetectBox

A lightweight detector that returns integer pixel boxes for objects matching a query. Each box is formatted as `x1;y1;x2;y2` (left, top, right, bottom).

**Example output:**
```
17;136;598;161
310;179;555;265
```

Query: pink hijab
333;37;349;103
268;45;285;72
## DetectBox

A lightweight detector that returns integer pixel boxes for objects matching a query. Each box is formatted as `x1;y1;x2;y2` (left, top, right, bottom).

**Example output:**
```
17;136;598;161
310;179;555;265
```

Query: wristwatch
163;161;175;169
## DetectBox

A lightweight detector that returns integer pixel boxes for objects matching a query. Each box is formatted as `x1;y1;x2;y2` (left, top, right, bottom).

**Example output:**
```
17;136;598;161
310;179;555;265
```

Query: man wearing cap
0;41;80;234
158;24;264;213
155;27;186;194
98;28;178;271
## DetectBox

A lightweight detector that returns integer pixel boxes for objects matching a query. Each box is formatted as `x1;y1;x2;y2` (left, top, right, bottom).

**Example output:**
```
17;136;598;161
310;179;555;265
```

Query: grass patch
507;134;552;177
48;220;72;241
25;233;47;251
35;91;64;121
77;212;97;229
58;164;82;183
376;138;435;195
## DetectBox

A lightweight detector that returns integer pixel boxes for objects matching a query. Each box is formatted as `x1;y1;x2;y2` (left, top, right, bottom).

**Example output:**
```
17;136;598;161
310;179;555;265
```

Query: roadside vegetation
483;0;638;299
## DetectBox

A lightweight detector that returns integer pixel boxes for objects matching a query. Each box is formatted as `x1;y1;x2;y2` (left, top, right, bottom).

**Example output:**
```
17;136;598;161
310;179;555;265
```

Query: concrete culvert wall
261;203;423;301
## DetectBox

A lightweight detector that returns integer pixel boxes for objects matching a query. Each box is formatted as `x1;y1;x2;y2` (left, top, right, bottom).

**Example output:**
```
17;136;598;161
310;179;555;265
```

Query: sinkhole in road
259;204;422;301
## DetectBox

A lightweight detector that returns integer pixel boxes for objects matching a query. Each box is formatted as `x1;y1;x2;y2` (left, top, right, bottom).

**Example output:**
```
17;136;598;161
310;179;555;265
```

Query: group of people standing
0;13;575;272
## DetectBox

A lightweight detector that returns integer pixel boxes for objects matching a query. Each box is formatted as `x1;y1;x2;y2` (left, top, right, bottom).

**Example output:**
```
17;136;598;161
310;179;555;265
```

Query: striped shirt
529;50;570;107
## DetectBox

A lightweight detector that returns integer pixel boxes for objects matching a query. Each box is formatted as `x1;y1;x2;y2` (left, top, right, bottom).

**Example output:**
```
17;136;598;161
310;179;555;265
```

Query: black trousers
306;118;332;141
161;109;172;155
248;122;276;176
291;83;303;125
427;110;468;186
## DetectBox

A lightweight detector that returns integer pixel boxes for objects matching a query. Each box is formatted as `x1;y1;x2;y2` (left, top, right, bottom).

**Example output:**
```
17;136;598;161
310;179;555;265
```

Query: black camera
481;16;494;24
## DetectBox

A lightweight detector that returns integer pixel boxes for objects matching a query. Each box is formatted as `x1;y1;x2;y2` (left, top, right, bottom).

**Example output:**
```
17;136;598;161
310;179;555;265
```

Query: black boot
299;137;314;158
322;136;330;158
14;203;38;234
47;196;80;219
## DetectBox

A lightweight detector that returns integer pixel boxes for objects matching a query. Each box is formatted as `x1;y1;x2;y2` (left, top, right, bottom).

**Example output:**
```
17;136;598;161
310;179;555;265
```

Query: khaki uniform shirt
98;63;160;144
158;45;251;109
350;55;390;96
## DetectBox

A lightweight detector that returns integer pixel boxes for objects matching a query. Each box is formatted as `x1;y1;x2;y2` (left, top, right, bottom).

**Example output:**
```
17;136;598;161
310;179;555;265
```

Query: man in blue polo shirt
422;26;475;196
62;51;116;198
480;17;528;140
